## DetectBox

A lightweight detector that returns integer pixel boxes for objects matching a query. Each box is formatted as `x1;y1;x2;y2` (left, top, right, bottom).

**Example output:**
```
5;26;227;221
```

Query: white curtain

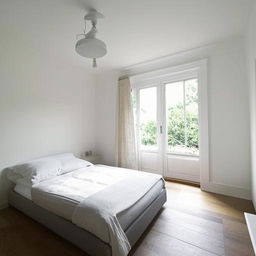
117;77;138;169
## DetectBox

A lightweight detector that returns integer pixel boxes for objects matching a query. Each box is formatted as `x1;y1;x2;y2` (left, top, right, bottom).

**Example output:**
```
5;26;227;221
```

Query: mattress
15;166;164;231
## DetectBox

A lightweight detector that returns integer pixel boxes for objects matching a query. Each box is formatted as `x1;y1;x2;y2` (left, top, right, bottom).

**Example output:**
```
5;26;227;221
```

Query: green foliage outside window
141;120;157;146
167;103;198;149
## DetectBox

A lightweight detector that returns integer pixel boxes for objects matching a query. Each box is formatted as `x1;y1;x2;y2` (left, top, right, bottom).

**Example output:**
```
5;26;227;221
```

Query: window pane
166;79;199;156
166;81;185;151
185;79;199;155
139;87;157;149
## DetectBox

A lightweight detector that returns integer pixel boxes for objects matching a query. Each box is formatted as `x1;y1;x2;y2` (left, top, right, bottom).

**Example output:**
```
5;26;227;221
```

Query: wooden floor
0;182;255;256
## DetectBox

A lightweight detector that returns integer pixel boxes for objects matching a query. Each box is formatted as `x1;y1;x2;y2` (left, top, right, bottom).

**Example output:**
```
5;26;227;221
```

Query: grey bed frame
8;188;167;256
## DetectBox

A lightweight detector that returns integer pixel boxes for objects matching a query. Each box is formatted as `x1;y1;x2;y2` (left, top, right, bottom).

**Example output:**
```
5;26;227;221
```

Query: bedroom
0;0;256;255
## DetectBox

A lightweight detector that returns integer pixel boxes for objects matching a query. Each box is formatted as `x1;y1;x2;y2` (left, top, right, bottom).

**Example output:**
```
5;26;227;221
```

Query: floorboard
0;182;254;256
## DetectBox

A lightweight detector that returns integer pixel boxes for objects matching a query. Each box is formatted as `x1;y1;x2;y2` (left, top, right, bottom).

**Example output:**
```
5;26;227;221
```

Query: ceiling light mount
75;9;106;68
84;9;104;27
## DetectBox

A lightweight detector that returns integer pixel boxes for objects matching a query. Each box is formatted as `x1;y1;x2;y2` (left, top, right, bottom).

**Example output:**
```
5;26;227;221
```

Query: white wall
246;1;256;206
95;37;251;199
0;32;96;208
95;71;120;166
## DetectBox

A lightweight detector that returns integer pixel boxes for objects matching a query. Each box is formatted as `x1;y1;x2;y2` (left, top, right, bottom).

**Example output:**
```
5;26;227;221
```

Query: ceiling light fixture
75;9;107;68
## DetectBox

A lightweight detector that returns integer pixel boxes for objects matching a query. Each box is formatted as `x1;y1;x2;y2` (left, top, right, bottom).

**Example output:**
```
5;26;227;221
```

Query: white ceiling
0;0;252;72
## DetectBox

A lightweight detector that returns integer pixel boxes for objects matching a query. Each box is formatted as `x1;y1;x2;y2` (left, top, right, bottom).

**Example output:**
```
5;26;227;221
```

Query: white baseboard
201;182;251;200
0;201;8;210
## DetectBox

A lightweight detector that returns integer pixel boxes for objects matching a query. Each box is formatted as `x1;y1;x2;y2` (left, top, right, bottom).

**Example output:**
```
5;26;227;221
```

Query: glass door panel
139;87;158;151
137;86;162;175
184;79;199;156
165;78;199;156
166;81;185;153
165;78;200;182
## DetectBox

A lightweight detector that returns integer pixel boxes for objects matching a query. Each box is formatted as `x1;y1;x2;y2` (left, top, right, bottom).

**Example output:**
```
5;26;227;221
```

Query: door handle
160;125;163;134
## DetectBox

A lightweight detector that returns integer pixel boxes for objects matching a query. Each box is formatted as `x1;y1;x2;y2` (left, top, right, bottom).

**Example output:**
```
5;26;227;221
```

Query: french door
134;73;200;182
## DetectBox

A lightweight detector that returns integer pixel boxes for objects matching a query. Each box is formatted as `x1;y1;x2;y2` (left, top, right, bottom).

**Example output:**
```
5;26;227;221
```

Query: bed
7;154;167;256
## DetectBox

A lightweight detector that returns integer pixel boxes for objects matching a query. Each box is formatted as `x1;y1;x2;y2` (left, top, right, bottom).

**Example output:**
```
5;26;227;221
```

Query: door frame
161;73;200;182
134;82;163;173
131;59;209;189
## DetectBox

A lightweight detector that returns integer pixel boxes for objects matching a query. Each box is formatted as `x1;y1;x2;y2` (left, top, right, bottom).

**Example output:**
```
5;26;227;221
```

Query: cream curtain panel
117;77;138;169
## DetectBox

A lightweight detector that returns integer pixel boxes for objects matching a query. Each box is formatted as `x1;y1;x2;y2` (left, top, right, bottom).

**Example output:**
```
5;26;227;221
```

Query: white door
136;85;163;175
163;78;200;182
134;76;200;182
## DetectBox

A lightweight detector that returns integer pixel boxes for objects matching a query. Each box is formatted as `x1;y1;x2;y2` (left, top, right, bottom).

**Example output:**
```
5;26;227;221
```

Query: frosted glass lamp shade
75;37;107;58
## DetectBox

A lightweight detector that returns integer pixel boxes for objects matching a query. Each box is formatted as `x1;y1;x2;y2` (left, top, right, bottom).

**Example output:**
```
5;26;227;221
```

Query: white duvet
32;165;130;202
31;165;164;256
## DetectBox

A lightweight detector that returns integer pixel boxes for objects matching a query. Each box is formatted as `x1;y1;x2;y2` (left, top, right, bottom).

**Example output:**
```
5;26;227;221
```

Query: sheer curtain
117;77;138;169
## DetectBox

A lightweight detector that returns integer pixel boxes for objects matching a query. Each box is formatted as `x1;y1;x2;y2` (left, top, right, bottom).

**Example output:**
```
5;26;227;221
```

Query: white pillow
7;153;75;184
8;159;61;185
60;158;92;174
